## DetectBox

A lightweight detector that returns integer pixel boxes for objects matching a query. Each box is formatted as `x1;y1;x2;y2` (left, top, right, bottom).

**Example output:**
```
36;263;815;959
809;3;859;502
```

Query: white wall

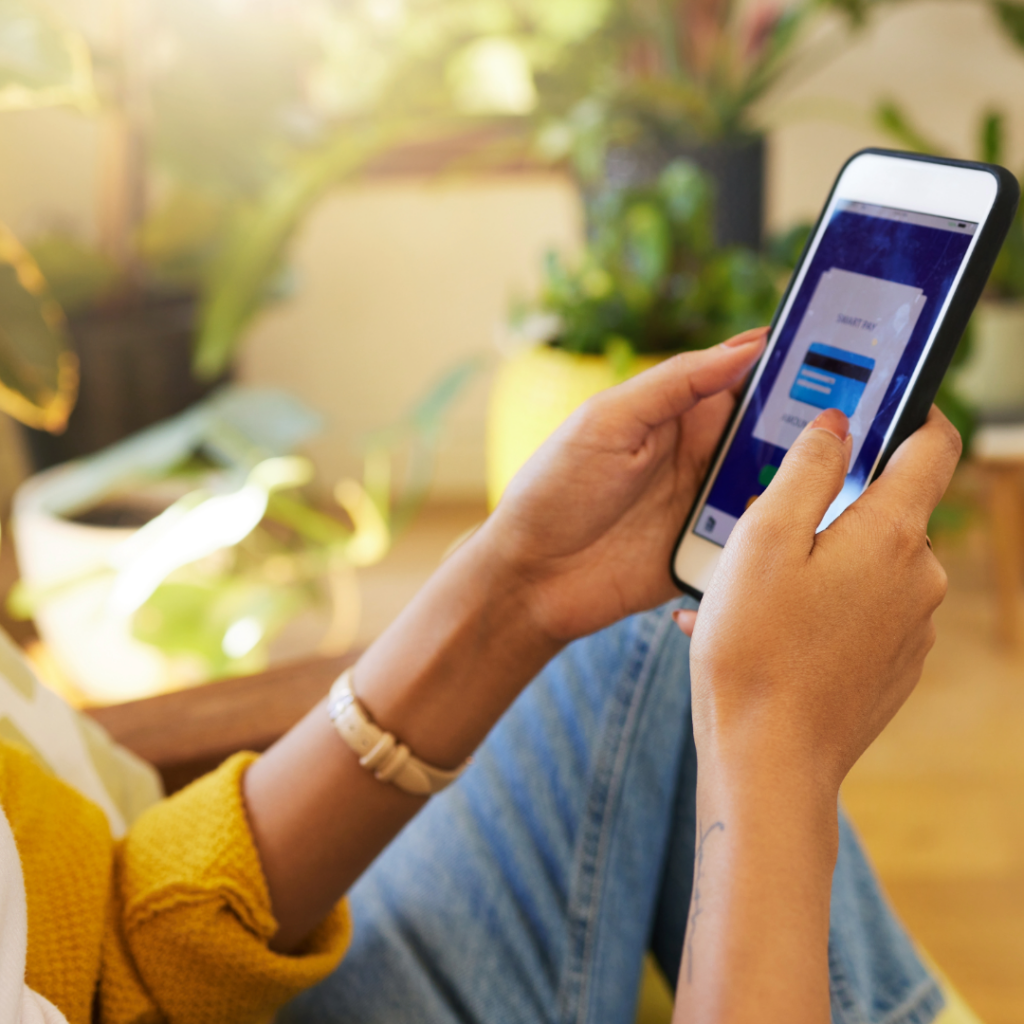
1;0;1022;502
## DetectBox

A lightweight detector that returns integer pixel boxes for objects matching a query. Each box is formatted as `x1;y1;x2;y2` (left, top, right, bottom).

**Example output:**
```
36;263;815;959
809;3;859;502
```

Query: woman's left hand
245;327;765;950
482;327;767;644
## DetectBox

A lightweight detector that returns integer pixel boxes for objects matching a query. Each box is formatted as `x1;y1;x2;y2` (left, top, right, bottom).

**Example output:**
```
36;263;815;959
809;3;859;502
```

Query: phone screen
693;200;977;548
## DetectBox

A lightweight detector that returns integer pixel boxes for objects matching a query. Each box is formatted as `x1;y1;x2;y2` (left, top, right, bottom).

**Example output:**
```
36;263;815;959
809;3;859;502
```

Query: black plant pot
604;134;766;250
22;292;225;471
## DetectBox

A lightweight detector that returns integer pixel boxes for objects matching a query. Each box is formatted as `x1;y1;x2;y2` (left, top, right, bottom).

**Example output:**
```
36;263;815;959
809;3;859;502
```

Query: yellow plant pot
486;346;663;508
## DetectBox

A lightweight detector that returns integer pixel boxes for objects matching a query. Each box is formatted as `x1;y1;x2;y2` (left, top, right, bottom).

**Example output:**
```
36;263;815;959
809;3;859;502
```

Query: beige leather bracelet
327;668;470;797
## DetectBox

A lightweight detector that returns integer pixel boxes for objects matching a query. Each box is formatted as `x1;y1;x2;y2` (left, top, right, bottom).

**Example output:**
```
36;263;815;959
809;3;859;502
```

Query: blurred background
1;0;1023;1020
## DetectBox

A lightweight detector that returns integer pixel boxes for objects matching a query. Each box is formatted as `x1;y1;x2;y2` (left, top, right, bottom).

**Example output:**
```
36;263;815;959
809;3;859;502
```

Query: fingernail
808;408;849;441
723;326;769;348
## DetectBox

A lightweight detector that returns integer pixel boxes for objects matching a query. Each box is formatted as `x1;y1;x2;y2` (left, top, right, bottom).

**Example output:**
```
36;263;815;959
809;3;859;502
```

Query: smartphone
672;148;1019;598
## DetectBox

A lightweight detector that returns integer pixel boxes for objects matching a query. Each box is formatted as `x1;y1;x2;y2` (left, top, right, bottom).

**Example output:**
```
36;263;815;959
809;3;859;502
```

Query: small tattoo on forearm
684;818;725;985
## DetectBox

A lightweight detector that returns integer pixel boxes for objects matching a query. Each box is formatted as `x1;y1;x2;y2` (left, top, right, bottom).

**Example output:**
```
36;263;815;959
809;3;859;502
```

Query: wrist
697;734;841;862
351;521;565;768
693;669;849;804
459;520;567;661
472;514;567;648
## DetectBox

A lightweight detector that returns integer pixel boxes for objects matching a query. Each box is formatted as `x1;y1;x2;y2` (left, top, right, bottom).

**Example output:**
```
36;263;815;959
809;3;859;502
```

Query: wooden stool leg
987;465;1024;647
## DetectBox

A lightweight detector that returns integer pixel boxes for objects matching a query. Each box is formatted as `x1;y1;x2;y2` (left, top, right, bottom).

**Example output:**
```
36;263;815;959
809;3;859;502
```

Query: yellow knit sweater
0;741;350;1024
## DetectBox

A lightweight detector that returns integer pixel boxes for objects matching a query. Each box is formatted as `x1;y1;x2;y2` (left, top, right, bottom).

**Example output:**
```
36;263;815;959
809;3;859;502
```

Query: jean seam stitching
873;978;946;1024
557;615;655;1024
560;608;675;1024
828;914;945;1024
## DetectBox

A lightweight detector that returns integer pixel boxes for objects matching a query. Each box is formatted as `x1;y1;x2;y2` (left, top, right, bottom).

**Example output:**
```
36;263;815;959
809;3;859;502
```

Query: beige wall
1;1;1022;502
767;1;1024;230
238;177;582;498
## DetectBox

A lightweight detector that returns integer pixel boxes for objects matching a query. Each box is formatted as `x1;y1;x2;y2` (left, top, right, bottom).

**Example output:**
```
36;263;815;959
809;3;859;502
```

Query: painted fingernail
723;326;769;347
808;408;850;441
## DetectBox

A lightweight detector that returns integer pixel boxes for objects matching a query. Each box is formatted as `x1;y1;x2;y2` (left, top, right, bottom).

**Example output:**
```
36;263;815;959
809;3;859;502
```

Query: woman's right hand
683;404;961;794
670;406;961;1024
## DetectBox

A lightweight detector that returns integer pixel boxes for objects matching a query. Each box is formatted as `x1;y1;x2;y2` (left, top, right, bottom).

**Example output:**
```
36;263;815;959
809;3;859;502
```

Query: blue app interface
694;201;976;548
790;343;874;416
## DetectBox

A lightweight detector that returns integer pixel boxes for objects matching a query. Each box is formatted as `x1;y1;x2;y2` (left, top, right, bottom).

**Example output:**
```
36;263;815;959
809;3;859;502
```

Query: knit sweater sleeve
100;752;351;1024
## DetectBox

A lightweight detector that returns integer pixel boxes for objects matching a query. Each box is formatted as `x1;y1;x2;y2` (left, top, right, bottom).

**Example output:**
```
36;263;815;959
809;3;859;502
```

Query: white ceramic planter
953;300;1024;416
12;467;174;703
11;466;357;704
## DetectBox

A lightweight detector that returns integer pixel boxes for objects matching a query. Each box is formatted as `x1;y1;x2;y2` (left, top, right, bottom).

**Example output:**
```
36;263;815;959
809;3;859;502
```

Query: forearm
238;335;774;954
243;524;563;952
672;747;839;1024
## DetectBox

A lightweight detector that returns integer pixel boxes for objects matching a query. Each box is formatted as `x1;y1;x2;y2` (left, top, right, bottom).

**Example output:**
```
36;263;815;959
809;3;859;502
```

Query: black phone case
670;148;1020;600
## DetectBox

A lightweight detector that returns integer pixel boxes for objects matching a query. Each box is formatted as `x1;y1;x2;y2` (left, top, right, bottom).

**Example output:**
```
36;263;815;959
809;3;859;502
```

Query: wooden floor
9;493;1018;1019
366;503;1024;1022
843;525;1024;1024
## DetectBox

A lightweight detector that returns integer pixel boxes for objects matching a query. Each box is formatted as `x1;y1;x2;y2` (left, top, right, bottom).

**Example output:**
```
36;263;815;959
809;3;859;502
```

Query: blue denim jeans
282;601;945;1024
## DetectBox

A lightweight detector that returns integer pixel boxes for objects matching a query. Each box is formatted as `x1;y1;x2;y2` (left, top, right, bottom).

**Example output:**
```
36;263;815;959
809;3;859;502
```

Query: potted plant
8;357;481;704
488;159;778;505
526;0;900;249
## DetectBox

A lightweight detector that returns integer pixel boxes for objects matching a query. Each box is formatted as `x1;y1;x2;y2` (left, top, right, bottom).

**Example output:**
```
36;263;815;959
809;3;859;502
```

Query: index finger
856;406;963;532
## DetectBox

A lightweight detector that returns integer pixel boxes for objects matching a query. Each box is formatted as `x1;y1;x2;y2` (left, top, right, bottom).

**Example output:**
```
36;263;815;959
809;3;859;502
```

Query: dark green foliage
874;101;940;155
980;109;1004;165
517;161;779;356
993;0;1024;47
767;223;813;272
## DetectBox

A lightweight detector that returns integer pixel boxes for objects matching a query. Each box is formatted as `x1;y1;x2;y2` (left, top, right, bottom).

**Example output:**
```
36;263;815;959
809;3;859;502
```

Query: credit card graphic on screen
789;343;875;417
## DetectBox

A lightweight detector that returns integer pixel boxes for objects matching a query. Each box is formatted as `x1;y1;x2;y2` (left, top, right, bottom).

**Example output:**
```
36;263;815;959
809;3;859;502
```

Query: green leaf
137;190;231;290
525;158;778;355
131;577;309;678
936;373;975;451
768;222;813;272
603;335;636;380
0;221;77;431
658;160;713;251
875;100;944;155
0;0;95;110
980;110;1004;165
265;492;352;548
28;233;118;312
622;201;672;290
993;1;1024;48
736;8;810;113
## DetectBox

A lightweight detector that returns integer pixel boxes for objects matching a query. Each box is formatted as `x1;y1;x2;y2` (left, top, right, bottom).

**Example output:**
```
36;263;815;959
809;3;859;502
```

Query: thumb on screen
754;409;853;542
